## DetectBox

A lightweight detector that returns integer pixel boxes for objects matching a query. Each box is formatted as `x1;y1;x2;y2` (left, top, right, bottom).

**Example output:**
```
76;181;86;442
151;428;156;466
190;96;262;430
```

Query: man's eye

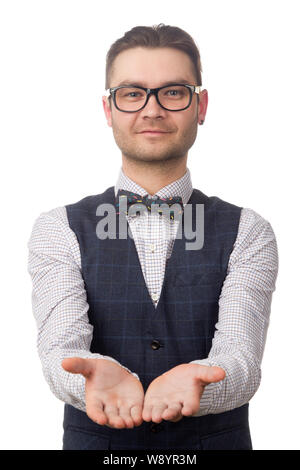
164;89;185;97
125;92;142;98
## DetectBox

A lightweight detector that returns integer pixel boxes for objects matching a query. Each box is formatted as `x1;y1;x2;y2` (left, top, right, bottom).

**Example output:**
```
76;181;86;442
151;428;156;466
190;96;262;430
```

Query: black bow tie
115;189;184;220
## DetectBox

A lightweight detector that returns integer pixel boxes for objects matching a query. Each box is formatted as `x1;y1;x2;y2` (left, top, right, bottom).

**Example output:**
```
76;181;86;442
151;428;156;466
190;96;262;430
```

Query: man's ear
102;96;112;127
198;89;208;125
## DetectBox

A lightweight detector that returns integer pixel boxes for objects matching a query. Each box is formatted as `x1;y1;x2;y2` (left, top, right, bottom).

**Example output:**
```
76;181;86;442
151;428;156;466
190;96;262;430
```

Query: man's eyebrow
116;79;192;87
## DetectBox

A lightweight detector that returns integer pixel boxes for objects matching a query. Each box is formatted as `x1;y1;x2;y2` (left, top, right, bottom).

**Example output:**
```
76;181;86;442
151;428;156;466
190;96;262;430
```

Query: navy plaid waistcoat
62;186;252;450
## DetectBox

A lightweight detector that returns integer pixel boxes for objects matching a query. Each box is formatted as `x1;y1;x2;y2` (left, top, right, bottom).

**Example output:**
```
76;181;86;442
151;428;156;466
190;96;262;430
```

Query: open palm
142;363;226;423
62;357;144;429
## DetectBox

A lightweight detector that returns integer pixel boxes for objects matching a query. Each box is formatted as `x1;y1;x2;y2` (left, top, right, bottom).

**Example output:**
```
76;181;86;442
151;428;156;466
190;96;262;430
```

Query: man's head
102;24;208;168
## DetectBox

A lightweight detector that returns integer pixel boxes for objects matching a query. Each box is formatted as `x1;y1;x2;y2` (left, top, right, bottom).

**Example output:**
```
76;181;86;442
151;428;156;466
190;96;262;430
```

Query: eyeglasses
105;83;201;113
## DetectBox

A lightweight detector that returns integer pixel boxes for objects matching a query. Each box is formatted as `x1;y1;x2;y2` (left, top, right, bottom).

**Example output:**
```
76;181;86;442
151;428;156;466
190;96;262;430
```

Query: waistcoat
62;186;252;450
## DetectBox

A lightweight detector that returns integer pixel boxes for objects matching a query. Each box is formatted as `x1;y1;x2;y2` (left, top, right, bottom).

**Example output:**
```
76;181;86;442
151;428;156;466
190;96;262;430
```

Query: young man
27;24;278;450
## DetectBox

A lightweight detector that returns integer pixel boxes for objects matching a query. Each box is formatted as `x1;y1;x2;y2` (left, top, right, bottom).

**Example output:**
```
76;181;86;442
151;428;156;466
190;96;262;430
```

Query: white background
0;0;299;450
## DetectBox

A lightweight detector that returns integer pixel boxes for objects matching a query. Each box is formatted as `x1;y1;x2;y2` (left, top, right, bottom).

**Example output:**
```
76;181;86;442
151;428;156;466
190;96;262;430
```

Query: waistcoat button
150;422;164;433
151;340;161;350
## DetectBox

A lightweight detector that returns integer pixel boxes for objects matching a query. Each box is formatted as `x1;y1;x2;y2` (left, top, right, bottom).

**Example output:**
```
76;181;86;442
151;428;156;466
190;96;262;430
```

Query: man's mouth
138;129;171;136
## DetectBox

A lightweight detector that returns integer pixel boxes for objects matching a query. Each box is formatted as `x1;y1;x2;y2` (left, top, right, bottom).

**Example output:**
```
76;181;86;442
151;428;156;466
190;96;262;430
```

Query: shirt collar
114;166;193;206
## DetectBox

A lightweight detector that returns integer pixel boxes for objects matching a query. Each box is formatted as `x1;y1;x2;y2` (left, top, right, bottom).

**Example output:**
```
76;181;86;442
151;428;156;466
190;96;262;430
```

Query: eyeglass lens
115;86;190;111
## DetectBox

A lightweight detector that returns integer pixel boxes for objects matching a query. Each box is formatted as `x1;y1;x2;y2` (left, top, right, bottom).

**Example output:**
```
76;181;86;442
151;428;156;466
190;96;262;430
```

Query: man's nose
140;93;166;117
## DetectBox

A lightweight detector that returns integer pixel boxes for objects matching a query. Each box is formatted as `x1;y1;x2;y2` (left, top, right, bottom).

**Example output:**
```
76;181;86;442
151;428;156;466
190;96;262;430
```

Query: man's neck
121;157;188;196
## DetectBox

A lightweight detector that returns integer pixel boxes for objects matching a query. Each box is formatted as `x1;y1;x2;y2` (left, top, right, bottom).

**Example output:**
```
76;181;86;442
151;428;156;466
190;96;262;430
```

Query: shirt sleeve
189;207;279;416
27;207;140;413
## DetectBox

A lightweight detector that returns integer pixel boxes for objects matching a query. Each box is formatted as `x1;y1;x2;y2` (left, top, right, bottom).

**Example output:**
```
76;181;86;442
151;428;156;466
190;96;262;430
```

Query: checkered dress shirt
27;167;279;416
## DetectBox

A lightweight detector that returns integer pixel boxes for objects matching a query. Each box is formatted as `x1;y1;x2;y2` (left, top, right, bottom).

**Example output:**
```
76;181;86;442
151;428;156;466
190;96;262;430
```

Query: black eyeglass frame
105;83;202;113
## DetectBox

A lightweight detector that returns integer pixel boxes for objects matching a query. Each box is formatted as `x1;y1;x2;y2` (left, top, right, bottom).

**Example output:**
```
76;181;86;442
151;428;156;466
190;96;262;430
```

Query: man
27;24;278;450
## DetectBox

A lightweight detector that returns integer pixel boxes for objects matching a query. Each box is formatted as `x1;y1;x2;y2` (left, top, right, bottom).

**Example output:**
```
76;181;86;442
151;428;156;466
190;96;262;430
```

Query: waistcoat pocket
172;270;226;287
198;424;252;450
63;424;111;450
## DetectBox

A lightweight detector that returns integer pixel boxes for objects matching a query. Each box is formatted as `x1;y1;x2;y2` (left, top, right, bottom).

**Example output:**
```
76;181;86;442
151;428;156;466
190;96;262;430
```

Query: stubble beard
111;116;199;165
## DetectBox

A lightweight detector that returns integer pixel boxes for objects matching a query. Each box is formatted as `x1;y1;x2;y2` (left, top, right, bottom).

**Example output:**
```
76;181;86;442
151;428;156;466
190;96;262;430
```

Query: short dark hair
105;23;202;90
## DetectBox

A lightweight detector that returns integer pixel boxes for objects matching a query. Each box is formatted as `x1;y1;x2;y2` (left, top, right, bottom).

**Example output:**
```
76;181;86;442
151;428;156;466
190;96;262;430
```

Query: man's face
102;47;208;164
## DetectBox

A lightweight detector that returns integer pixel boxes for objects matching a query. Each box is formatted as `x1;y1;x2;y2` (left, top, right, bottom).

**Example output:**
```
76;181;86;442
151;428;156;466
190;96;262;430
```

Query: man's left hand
142;364;226;423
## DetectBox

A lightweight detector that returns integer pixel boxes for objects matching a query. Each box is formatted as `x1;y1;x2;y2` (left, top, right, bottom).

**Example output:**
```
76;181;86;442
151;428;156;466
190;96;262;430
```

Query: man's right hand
61;357;144;429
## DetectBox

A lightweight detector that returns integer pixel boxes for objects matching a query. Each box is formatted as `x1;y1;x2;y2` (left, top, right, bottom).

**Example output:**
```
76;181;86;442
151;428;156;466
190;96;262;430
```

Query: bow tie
115;189;184;220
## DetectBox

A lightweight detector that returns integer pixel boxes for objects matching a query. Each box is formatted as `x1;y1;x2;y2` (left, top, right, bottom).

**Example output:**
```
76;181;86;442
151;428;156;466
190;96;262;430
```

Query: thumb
195;365;226;385
61;357;95;379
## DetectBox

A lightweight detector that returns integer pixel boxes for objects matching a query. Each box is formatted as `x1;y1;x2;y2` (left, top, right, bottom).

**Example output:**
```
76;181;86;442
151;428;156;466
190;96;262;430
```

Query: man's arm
142;208;279;423
189;208;279;416
27;207;139;413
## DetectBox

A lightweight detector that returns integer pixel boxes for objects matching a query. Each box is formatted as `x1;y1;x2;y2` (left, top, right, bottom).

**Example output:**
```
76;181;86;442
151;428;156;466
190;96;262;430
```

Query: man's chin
123;152;182;163
121;145;185;162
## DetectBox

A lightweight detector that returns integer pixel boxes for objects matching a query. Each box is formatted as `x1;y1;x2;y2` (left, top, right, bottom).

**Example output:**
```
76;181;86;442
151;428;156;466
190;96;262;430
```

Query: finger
86;400;108;426
118;405;134;428
151;403;168;423
130;404;144;426
142;403;153;422
104;403;125;429
195;365;226;385
61;357;94;379
162;402;182;421
181;387;203;416
169;415;183;422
